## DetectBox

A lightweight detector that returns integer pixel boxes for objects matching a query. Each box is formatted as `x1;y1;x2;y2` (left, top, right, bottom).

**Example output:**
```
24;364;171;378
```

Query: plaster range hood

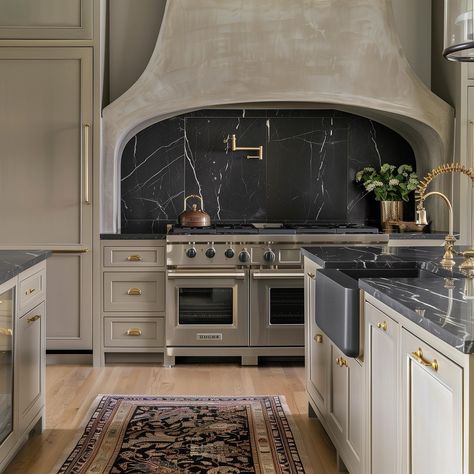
101;0;454;233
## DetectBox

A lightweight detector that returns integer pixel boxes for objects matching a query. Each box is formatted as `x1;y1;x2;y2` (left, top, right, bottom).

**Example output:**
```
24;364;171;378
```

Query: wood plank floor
5;361;339;473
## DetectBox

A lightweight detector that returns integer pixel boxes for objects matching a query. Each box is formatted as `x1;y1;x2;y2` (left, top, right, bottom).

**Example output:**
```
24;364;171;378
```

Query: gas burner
168;222;380;235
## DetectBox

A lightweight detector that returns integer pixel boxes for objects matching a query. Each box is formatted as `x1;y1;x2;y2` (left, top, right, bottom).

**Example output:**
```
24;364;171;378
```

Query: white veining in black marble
120;110;416;233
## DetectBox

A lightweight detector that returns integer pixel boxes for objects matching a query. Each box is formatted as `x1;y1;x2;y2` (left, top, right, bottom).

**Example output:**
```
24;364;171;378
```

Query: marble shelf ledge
0;250;50;286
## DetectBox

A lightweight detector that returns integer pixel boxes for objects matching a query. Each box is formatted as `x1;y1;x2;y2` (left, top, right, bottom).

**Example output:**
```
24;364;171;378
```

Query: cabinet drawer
103;246;165;267
19;268;45;312
103;272;165;312
103;317;165;348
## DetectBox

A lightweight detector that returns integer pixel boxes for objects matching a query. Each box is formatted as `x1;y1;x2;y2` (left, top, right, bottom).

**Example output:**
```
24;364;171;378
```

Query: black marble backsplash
121;109;416;233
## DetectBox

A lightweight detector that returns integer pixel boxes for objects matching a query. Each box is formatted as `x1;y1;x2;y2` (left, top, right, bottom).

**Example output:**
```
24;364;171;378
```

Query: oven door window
269;287;304;325
179;288;233;325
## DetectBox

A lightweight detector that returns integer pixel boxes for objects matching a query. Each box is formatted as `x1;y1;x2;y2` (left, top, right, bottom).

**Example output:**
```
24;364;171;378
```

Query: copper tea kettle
178;194;211;227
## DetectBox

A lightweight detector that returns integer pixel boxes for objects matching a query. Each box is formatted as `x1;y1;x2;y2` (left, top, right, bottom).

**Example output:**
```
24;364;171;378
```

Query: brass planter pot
380;200;403;231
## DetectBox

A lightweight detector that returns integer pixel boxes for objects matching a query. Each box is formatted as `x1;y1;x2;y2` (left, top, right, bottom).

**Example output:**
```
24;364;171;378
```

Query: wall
107;0;431;105
108;0;166;102
120;109;416;233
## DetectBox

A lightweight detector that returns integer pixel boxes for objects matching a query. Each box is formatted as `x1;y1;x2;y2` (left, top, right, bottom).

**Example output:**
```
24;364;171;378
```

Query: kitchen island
0;250;49;472
302;245;474;474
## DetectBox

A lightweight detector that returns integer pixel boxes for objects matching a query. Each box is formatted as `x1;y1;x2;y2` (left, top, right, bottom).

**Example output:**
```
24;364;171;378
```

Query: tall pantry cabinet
0;0;101;351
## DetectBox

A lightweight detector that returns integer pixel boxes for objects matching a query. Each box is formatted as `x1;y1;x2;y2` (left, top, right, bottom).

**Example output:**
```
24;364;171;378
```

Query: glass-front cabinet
0;287;14;446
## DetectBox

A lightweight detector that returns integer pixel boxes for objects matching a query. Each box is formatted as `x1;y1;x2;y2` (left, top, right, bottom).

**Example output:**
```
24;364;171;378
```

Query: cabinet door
0;0;93;39
366;303;399;474
327;344;347;443
46;252;92;350
0;47;93;246
401;329;463;474
17;302;45;431
305;261;329;415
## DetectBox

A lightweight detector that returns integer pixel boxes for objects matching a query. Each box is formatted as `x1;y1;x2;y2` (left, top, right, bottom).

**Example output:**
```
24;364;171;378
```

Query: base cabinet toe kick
304;256;471;474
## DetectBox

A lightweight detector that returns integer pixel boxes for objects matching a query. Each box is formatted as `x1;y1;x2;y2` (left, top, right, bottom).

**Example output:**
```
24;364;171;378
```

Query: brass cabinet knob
377;321;387;331
25;288;36;295
27;315;41;324
127;255;143;262
126;327;142;337
307;272;315;279
127;288;142;296
336;357;348;367
412;347;438;371
314;334;323;344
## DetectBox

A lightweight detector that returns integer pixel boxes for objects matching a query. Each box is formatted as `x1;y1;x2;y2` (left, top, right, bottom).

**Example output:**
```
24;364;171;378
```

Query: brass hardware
126;327;142;336
336;356;348;367
229;134;263;160
52;248;89;254
27;315;41;323
377;321;387;331
314;334;323;343
127;288;142;296
25;288;36;295
127;255;143;262
83;123;91;205
412;348;438;371
307;272;315;279
0;327;13;337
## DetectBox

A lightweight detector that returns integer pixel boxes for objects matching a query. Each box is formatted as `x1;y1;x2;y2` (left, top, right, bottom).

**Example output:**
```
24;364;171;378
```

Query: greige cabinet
305;260;329;417
100;240;167;364
0;261;46;472
304;257;364;474
365;302;399;474
0;0;93;39
0;47;94;350
401;328;463;474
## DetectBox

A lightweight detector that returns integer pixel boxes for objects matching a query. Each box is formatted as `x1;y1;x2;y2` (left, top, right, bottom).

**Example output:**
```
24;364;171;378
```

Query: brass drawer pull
314;334;323;343
377;321;387;331
307;272;315;279
25;288;36;296
27;315;41;323
0;327;13;336
412;348;439;371
127;255;143;262
336;356;348;367
126;327;142;337
127;288;142;296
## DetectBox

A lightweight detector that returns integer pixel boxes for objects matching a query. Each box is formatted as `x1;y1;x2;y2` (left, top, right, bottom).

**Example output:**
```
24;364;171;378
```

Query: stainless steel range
166;223;388;365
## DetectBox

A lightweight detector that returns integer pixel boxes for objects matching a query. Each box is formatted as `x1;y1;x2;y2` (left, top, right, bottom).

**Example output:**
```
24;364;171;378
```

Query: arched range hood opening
119;107;418;235
102;0;453;233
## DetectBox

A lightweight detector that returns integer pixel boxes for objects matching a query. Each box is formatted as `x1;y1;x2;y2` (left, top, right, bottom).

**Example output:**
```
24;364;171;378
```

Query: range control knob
205;247;216;258
263;249;276;263
186;247;197;258
239;249;251;263
224;248;235;259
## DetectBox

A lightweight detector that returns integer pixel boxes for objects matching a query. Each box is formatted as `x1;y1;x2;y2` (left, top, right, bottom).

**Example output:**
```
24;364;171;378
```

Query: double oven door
250;269;304;346
166;270;249;347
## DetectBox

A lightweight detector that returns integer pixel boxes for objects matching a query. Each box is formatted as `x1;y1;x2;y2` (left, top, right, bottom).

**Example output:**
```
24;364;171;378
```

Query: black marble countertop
302;245;474;353
360;276;474;353
100;234;166;240
0;250;50;286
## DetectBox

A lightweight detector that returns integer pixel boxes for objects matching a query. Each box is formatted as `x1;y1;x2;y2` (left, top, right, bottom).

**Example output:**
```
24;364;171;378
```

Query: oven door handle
252;272;304;279
167;271;246;279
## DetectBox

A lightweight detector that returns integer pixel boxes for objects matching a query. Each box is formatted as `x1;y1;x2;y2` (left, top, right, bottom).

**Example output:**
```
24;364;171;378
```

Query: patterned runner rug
57;395;306;473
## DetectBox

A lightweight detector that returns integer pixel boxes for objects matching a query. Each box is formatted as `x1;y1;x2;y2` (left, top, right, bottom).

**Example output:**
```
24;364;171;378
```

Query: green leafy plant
355;164;419;202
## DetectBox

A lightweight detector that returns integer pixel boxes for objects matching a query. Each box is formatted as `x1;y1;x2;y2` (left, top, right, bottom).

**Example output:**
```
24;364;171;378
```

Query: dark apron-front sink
315;267;428;357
